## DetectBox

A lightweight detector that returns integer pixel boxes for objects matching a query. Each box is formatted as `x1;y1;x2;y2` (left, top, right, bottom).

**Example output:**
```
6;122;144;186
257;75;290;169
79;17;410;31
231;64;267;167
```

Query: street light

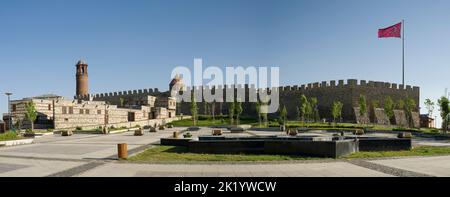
4;92;12;131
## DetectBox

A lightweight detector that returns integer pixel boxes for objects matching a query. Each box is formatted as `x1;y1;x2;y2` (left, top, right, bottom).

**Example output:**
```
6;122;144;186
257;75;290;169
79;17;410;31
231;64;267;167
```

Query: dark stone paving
347;160;434;177
46;162;107;177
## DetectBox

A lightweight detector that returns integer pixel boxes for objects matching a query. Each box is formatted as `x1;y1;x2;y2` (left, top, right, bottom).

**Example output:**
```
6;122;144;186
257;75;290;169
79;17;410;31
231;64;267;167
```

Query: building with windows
3;60;178;131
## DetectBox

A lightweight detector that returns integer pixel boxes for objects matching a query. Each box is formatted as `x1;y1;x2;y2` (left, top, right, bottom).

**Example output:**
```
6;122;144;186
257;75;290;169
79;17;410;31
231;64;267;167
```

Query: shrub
0;132;21;141
75;126;82;131
183;132;192;138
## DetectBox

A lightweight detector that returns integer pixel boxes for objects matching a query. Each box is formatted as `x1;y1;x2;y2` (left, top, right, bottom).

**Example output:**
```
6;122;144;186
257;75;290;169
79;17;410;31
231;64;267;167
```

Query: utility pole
5;92;13;131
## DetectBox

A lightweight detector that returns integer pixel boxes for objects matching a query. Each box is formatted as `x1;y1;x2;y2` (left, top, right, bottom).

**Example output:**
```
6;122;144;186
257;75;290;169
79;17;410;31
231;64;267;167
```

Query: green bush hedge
0;132;22;141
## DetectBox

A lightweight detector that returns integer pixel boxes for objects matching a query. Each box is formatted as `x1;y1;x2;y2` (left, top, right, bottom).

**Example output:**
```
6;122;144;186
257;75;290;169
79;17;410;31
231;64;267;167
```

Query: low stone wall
350;137;412;151
187;139;358;158
56;116;190;131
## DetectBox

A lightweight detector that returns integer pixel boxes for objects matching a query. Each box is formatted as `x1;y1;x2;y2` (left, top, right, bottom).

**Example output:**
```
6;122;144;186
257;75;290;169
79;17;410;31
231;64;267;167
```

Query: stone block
212;129;222;136
373;108;390;125
354;107;370;124
393;110;408;127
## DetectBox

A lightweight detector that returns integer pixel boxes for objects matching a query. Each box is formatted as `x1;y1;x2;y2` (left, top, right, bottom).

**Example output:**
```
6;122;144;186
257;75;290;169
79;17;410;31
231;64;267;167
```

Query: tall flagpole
402;19;405;86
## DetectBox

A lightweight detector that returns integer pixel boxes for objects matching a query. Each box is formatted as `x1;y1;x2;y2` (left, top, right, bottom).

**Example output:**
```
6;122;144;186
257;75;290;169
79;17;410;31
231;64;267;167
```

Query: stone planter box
149;127;157;132
353;129;365;136
134;128;144;136
212;129;222;136
0;138;34;147
397;132;412;139
61;130;73;136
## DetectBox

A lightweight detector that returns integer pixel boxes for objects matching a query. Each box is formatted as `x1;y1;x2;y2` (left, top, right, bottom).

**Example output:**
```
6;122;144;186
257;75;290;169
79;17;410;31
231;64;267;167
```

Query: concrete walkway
1;127;450;177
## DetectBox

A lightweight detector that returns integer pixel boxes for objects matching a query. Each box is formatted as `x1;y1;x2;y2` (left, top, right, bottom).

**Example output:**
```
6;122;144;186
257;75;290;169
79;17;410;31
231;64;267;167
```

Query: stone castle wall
82;79;420;124
177;79;420;123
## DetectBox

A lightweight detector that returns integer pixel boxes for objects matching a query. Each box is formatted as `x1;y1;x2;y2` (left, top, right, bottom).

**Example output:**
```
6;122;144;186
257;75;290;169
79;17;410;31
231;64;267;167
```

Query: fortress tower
75;59;89;97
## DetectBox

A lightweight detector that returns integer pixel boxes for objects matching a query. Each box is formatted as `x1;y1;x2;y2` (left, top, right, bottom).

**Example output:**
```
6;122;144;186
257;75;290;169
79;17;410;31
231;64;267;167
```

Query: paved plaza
1;127;450;177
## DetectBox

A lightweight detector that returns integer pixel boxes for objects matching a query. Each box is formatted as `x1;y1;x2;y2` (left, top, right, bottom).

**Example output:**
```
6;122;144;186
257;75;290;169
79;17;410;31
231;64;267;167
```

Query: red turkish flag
378;22;402;38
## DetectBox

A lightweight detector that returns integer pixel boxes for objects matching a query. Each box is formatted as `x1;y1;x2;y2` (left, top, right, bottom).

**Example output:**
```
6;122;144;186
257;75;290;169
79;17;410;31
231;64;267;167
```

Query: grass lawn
127;145;450;162
0;132;23;141
127;146;320;162
171;116;258;127
345;146;450;159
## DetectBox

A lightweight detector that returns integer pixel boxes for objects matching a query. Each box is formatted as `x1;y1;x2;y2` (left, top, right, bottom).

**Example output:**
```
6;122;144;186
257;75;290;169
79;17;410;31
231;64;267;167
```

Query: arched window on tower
82;66;85;74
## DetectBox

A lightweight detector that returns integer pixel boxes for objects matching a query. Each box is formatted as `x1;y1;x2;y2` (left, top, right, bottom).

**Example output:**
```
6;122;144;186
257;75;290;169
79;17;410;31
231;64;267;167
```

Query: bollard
173;131;179;138
118;143;128;159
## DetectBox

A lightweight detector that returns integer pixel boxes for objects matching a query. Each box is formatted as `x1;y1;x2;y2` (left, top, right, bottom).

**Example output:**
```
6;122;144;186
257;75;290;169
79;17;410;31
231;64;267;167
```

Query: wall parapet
78;79;419;100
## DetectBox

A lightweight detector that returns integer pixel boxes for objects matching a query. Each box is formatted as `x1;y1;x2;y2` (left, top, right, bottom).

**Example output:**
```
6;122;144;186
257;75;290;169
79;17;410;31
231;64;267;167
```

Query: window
64;118;69;122
62;107;67;114
79;109;84;114
97;110;101;115
12;104;16;112
69;107;74;114
48;104;51;111
128;112;135;122
85;109;90;114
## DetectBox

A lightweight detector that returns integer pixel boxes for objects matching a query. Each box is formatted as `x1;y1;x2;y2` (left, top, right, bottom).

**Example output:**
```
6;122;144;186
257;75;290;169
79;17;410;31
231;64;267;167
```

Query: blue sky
1;0;449;125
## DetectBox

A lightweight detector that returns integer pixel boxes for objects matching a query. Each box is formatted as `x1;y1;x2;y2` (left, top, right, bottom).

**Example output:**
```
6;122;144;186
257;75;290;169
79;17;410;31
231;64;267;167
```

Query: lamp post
5;92;12;131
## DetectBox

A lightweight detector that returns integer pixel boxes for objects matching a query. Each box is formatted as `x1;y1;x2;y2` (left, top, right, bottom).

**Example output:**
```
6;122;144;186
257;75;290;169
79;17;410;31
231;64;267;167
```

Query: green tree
25;102;37;132
396;99;405;110
438;97;450;133
279;105;288;126
204;102;209;115
255;100;262;127
305;103;313;122
211;101;216;121
359;95;367;116
372;100;379;109
404;97;417;128
384;96;395;121
331;101;343;124
310;97;320;122
299;94;308;122
260;96;269;127
227;101;235;125
119;97;125;107
190;93;198;126
235;100;243;125
424;98;435;117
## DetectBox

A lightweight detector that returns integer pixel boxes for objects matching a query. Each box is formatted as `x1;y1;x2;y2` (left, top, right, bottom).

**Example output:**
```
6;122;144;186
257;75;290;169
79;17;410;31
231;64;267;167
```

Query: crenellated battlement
163;79;419;95
76;88;162;99
78;79;419;121
277;79;419;93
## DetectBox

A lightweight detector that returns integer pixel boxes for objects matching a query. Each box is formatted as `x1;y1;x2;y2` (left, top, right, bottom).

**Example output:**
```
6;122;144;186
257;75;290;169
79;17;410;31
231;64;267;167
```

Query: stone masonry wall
81;79;419;125
176;79;420;124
